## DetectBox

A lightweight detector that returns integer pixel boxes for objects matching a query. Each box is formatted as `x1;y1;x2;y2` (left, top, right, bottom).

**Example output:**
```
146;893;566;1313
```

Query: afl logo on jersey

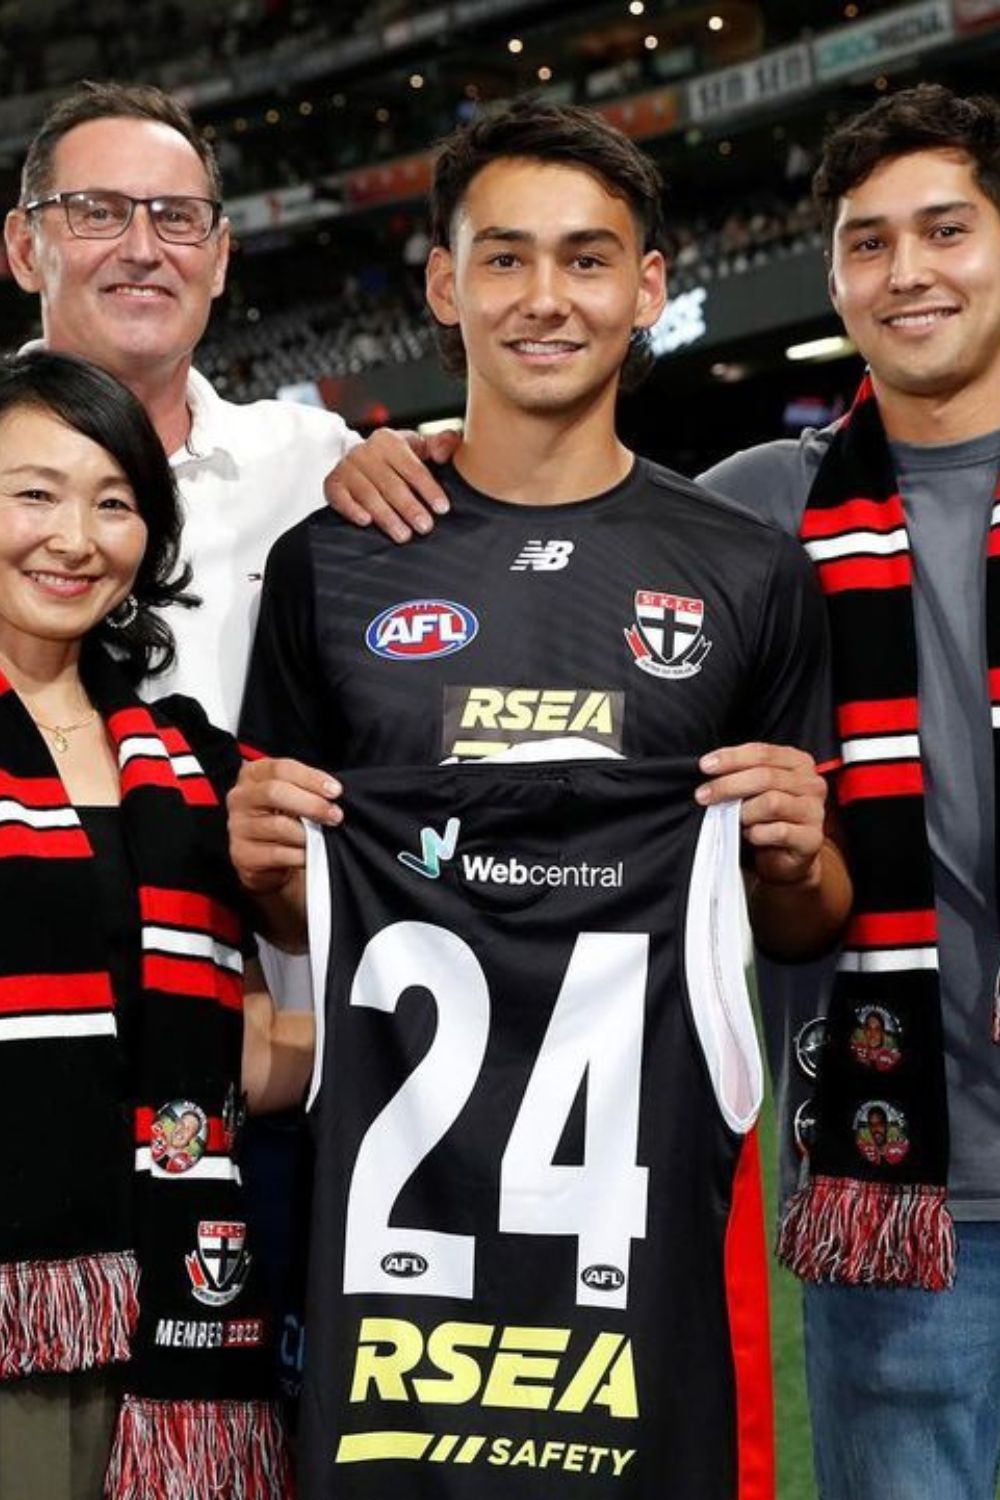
381;1252;429;1279
366;599;479;661
581;1264;626;1292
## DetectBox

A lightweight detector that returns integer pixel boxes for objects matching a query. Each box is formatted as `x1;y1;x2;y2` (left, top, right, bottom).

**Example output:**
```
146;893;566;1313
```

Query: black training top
240;456;834;772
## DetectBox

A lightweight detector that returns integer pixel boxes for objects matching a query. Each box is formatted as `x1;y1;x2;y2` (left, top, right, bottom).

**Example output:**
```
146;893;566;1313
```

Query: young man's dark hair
428;97;667;391
813;81;1000;242
20;79;222;204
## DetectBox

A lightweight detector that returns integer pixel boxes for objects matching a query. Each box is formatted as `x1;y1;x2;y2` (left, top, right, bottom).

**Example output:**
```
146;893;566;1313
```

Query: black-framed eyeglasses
23;189;222;245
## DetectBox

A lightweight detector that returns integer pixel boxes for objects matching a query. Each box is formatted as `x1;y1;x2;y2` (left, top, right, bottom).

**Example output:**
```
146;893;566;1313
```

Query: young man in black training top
229;101;850;1498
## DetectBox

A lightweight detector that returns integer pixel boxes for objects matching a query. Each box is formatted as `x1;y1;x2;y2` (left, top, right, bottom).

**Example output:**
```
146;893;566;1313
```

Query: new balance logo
398;818;461;880
510;540;575;572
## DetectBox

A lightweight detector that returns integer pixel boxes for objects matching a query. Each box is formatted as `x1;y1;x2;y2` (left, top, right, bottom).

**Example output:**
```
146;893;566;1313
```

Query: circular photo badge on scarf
850;1004;902;1073
151;1099;209;1175
853;1099;909;1166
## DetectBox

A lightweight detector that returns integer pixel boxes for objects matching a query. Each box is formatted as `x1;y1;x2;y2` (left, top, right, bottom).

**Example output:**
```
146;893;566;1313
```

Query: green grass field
758;1086;817;1500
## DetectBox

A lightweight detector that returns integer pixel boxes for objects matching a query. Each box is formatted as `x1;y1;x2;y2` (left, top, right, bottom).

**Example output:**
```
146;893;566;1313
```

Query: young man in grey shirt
701;85;1000;1500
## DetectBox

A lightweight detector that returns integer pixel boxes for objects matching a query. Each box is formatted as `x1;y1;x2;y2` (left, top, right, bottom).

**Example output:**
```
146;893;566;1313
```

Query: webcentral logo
397;818;461;880
461;853;623;890
397;821;624;890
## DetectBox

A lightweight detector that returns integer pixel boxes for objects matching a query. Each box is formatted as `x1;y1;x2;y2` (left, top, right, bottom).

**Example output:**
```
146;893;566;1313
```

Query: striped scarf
0;643;289;1497
775;376;994;1290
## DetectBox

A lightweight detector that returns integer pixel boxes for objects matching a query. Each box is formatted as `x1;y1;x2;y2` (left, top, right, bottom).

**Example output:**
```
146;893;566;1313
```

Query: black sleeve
739;529;838;767
237;521;330;765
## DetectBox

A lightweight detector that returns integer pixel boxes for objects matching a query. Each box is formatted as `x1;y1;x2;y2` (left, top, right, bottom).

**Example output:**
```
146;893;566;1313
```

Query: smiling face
864;1013;885;1048
426;156;665;424
5;117;229;388
829;148;1000;425
0;402;147;664
171;1111;203;1150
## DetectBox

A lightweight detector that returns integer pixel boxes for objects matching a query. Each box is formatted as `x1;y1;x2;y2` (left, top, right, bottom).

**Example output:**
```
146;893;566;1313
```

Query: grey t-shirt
702;426;1000;1219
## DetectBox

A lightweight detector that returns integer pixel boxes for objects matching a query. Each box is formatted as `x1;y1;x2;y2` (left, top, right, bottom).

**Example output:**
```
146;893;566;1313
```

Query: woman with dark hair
0;350;305;1499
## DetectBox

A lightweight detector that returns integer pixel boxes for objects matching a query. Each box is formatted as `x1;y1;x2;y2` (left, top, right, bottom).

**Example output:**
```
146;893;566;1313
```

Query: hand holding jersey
227;756;340;949
696;741;849;958
231;741;842;963
697;740;828;874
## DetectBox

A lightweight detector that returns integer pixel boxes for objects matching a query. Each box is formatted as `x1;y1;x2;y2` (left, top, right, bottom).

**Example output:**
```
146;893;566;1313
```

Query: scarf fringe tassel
105;1395;292;1500
777;1175;956;1290
0;1250;137;1378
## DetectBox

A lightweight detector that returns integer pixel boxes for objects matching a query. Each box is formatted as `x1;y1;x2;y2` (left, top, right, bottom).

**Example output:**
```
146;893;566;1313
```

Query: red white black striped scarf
775;376;1000;1289
0;644;289;1497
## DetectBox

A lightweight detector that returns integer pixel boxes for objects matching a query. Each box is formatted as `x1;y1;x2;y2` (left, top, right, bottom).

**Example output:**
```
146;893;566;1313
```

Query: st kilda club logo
624;589;712;679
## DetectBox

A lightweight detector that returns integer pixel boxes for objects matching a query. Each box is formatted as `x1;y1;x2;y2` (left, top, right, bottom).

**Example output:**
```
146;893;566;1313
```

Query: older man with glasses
4;79;452;730
4;82;359;728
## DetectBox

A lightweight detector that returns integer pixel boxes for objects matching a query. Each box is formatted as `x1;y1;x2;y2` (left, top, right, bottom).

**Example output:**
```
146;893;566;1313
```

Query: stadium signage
952;0;1000;29
650;287;708;357
687;42;813;124
812;0;953;81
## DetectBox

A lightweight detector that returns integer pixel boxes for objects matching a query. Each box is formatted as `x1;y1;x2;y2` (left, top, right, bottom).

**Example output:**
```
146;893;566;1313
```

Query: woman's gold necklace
31;709;99;753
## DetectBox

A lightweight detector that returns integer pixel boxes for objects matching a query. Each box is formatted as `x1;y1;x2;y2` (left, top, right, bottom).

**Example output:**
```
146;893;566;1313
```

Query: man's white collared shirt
160;368;359;729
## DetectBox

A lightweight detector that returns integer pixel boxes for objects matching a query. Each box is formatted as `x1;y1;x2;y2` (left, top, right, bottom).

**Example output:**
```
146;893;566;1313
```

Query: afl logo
581;1264;625;1292
381;1251;429;1279
366;599;479;660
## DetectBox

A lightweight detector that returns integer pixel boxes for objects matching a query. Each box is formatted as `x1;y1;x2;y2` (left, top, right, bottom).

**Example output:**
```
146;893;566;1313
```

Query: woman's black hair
0;350;196;683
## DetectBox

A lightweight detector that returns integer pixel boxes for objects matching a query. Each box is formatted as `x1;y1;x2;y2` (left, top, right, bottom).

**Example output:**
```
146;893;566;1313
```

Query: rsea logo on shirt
366;599;479;661
443;686;624;760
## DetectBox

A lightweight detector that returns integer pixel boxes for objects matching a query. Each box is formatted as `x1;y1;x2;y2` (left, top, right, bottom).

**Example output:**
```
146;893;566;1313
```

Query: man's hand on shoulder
324;427;459;541
695;742;851;959
228;756;342;950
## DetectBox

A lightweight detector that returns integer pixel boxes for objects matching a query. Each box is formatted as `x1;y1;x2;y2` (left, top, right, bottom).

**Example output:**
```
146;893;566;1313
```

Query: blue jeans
805;1222;1000;1500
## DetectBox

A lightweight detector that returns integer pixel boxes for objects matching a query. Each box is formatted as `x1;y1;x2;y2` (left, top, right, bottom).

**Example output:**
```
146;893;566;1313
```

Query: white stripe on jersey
685;800;762;1136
